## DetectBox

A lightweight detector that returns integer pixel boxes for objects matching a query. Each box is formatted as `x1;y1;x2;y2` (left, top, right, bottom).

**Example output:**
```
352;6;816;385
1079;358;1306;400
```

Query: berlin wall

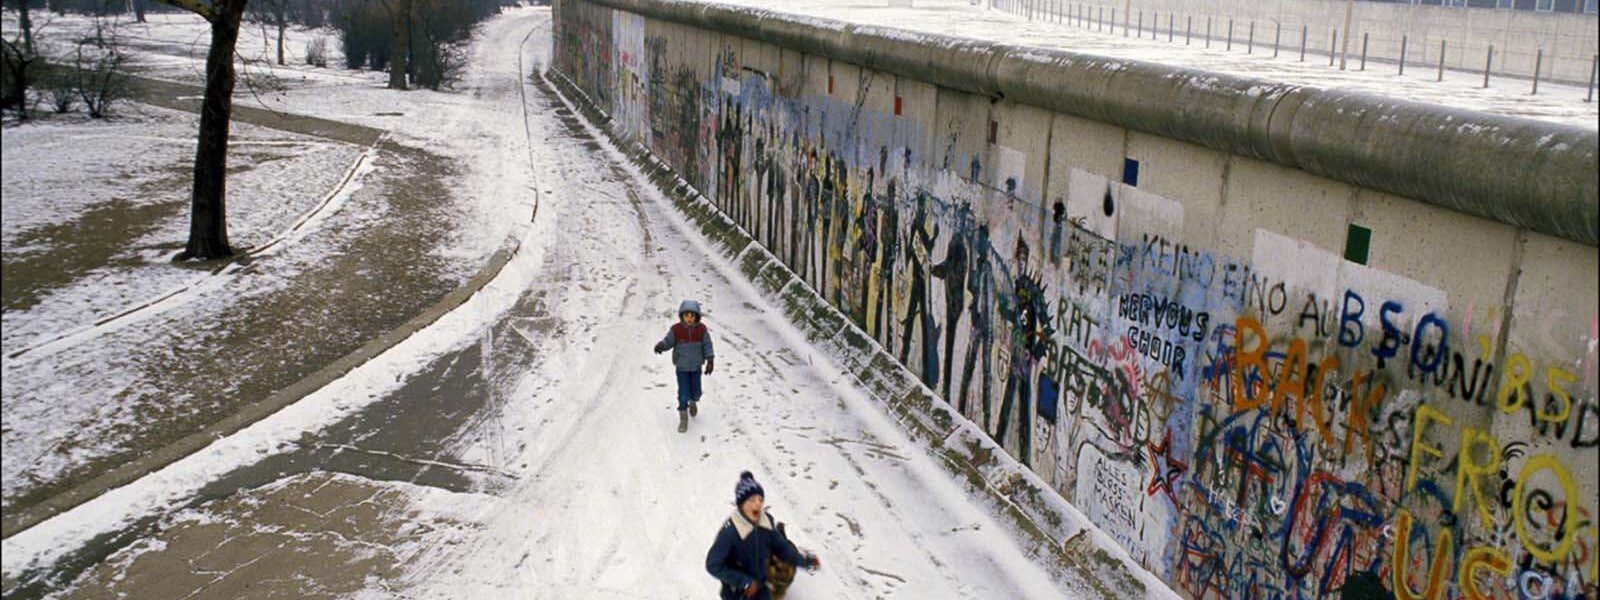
551;0;1600;597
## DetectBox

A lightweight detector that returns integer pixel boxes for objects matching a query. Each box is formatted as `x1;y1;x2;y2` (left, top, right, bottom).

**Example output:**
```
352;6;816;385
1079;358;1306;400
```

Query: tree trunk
19;0;34;56
275;12;285;65
386;0;410;89
133;0;146;23
181;0;247;261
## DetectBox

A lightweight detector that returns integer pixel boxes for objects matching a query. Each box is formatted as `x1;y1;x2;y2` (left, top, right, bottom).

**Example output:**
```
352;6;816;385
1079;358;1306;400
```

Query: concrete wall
552;1;1600;598
1002;0;1600;83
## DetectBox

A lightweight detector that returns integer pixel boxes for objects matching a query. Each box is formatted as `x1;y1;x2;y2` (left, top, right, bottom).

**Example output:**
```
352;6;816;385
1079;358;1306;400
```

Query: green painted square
1345;224;1371;265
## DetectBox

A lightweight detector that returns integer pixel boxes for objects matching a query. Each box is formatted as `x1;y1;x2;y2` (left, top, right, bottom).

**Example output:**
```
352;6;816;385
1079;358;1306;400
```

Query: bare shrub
304;35;329;68
74;42;130;119
44;68;76;113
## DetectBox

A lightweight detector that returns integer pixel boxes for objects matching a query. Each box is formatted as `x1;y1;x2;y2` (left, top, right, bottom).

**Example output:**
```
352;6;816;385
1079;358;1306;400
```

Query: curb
0;238;523;540
543;70;1156;598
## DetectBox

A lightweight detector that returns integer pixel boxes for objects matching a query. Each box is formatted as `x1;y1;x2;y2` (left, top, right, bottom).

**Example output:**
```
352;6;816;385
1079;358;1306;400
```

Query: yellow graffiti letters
1458;546;1512;600
1301;355;1339;448
1497;353;1533;414
1393;509;1452;600
1543;366;1577;423
1270;338;1308;418
1453;427;1501;529
1513;454;1580;563
1344;368;1383;462
1232;316;1268;413
1406;404;1453;495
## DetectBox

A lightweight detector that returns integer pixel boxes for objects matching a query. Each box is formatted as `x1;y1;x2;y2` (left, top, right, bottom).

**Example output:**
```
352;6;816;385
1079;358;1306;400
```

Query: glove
704;359;714;375
806;554;821;571
742;581;760;598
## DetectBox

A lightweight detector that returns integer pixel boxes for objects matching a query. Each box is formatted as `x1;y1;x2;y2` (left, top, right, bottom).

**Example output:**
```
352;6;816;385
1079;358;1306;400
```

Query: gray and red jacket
655;321;714;372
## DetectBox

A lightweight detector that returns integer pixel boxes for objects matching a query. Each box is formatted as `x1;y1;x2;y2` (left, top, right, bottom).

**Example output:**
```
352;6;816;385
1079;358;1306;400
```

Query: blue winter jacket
705;510;806;600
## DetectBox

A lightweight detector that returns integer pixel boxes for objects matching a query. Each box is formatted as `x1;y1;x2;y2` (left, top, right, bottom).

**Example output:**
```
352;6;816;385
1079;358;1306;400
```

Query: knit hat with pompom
734;471;764;506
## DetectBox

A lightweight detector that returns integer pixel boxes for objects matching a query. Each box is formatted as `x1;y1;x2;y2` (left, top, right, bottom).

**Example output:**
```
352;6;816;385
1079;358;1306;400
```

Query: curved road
10;8;1099;599
389;11;1090;598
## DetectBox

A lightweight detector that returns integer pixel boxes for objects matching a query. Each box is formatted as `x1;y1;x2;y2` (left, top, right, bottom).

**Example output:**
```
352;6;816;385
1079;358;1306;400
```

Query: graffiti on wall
554;3;1600;598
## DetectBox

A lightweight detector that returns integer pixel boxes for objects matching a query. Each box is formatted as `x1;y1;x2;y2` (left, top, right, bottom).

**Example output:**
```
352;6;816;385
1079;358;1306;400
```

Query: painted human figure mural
996;236;1052;468
857;167;879;329
831;159;852;313
560;7;1600;598
874;176;900;349
900;190;940;387
931;202;970;405
960;222;997;427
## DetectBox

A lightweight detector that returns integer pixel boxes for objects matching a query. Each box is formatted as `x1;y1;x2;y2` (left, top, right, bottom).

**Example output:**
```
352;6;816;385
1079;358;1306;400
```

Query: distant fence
994;0;1600;90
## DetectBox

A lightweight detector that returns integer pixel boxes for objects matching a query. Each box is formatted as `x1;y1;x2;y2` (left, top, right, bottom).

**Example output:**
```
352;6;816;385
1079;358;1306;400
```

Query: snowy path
385;11;1090;599
5;8;1098;599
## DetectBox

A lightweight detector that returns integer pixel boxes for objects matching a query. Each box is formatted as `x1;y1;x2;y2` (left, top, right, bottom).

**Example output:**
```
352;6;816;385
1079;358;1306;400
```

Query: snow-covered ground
0;103;363;348
4;6;1163;599
0;9;512;514
699;0;1599;129
0;102;373;503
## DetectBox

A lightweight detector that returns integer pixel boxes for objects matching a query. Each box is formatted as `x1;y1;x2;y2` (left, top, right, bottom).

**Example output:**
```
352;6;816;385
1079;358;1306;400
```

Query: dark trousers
676;370;703;411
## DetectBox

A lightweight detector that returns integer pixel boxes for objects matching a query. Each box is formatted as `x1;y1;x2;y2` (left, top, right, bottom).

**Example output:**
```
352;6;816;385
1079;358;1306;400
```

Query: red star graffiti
1146;428;1187;505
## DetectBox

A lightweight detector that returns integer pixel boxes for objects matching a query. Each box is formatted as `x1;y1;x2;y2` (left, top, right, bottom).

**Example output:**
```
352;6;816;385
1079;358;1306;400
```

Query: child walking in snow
706;471;820;600
654;300;715;433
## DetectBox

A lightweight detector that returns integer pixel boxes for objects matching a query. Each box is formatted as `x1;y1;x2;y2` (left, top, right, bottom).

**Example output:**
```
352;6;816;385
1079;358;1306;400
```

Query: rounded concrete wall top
585;0;1599;246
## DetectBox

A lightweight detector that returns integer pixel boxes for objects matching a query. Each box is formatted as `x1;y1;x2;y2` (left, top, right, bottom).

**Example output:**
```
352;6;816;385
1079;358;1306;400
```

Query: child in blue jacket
706;472;820;599
654;300;715;432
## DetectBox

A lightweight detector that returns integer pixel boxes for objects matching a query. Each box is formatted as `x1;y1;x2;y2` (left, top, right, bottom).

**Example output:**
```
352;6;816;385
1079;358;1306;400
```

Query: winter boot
689;400;698;418
678;409;689;433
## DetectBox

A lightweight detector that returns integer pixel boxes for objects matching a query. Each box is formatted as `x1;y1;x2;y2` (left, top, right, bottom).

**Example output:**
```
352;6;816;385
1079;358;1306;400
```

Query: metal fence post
1330;29;1338;67
1532;47;1542;95
1399;35;1407;76
1227;19;1233;51
1438;39;1446;82
1249;21;1255;54
1274;22;1281;58
1360;32;1368;70
1187;15;1193;45
1484;44;1493;88
1588;54;1597;103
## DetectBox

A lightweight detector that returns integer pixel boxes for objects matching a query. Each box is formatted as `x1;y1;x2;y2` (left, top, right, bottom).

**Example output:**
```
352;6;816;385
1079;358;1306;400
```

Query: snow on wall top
584;0;1599;247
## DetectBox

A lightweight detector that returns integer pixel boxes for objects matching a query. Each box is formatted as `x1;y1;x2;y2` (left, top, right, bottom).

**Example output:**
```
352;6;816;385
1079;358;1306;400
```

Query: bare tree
380;0;409;89
250;0;289;65
17;0;36;55
74;39;128;117
1;0;41;119
156;0;249;260
131;0;146;22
